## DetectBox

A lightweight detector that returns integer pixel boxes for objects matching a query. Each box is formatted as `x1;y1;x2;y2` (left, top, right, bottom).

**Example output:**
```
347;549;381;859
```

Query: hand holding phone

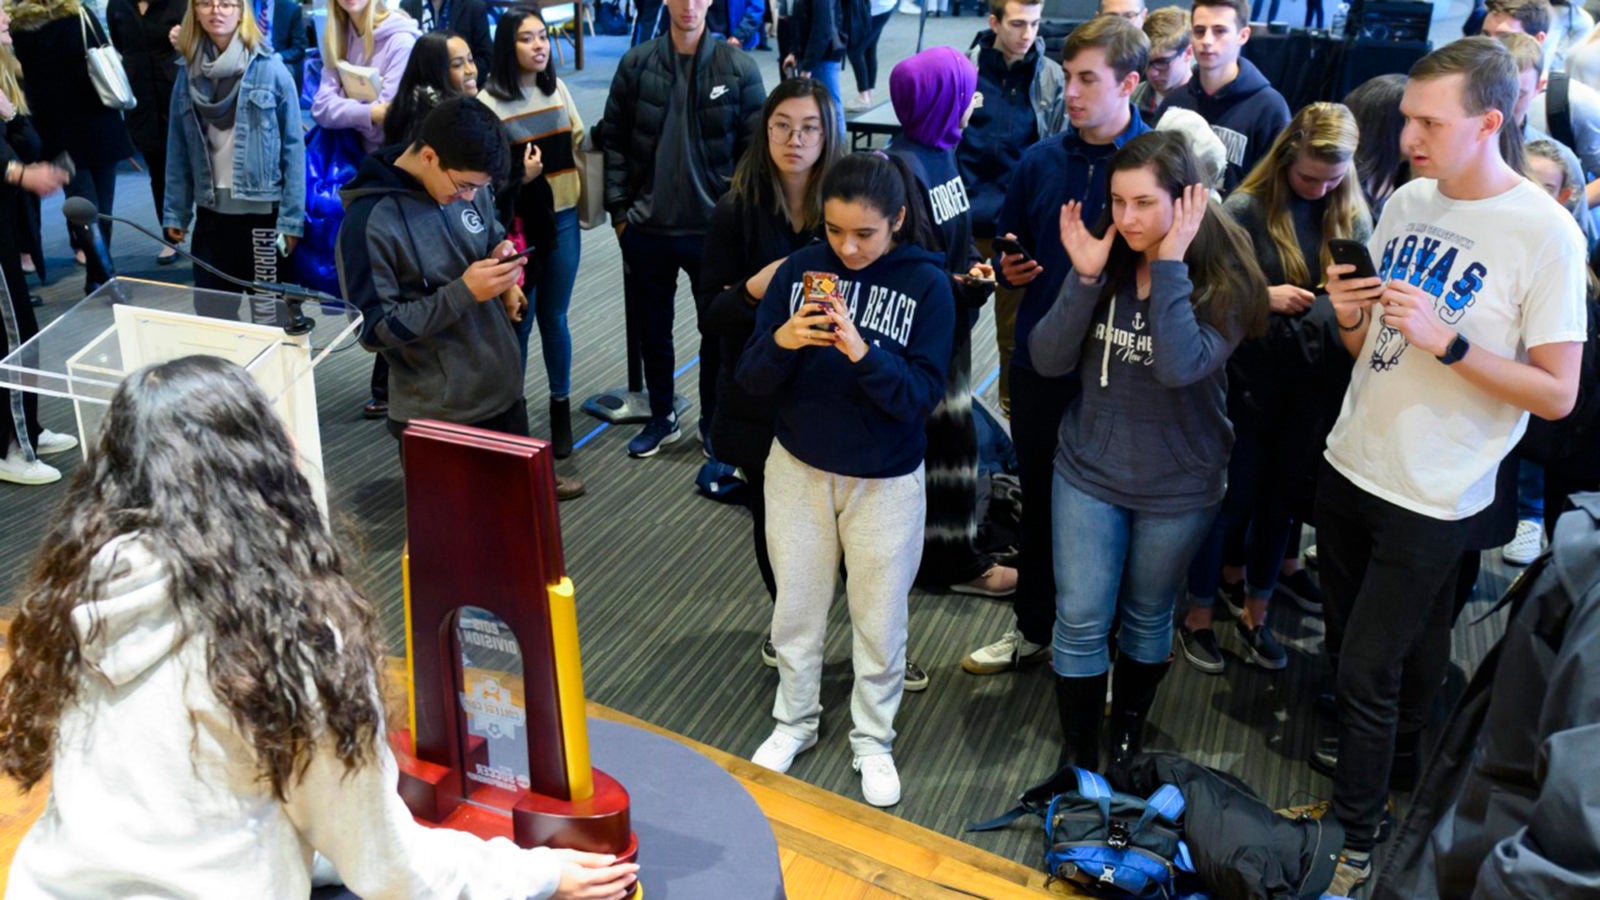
992;236;1031;262
1327;239;1378;280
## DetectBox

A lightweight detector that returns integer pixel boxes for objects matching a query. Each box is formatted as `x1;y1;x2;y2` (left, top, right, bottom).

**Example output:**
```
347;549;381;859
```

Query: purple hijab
888;47;978;151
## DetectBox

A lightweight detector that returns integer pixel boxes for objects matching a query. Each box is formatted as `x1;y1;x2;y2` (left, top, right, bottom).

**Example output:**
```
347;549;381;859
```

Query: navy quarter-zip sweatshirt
994;105;1151;374
1157;57;1291;194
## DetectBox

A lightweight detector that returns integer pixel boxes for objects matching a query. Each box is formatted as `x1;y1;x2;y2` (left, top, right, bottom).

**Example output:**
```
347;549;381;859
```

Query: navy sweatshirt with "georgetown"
736;241;955;478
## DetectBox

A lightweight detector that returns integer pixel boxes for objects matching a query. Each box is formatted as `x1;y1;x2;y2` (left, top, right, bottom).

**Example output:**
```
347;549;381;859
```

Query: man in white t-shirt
1319;36;1588;895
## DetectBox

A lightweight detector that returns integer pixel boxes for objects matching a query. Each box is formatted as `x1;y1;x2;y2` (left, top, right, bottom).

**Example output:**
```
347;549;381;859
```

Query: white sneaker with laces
854;753;901;807
751;730;816;774
34;429;78;456
0;443;62;485
962;628;1047;674
1501;519;1544;566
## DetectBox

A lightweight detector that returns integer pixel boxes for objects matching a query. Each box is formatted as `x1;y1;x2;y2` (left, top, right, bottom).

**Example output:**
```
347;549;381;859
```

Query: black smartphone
499;244;538;263
992;236;1032;263
1328;239;1378;280
53;151;76;180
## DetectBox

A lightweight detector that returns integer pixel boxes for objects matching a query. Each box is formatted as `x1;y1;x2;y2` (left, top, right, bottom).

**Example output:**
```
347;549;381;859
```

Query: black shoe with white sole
1276;569;1325;615
1235;620;1288;670
1178;625;1225;674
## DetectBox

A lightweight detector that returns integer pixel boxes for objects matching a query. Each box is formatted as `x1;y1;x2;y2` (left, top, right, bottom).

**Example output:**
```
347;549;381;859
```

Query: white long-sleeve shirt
6;535;563;900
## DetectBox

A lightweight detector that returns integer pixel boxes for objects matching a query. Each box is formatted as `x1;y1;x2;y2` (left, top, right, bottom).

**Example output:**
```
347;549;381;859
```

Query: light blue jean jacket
163;44;306;237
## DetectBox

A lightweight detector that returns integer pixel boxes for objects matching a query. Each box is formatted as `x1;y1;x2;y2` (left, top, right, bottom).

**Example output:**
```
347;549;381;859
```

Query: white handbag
80;9;137;111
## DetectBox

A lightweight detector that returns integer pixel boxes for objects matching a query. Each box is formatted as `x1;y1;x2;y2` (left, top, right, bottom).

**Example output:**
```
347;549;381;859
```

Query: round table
312;716;785;899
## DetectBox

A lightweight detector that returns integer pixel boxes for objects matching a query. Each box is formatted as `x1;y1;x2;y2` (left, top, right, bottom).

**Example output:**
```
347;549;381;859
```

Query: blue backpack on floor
971;767;1194;898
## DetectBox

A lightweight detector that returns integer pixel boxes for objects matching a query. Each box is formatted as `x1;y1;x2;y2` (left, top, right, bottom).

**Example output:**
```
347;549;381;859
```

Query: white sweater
6;536;563;900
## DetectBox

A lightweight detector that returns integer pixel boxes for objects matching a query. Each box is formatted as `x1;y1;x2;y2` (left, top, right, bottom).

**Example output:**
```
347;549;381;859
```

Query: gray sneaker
1178;625;1225;674
961;629;1048;675
1235;620;1288;670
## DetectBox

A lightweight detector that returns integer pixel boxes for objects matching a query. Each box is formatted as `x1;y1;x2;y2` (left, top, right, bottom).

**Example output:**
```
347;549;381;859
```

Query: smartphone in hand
992;236;1032;263
802;271;842;332
1328;239;1378;280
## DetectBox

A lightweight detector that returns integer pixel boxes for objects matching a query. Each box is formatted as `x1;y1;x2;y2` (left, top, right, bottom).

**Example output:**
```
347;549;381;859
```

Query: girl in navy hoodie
1030;131;1267;774
738;152;954;809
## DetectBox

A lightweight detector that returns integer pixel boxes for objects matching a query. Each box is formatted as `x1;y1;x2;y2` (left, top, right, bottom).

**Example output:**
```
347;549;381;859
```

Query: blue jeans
516;207;580;398
1516;458;1544;523
1051;473;1219;677
809;60;845;134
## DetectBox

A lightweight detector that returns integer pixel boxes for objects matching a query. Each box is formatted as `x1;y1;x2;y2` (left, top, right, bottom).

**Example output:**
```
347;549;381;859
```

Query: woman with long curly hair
0;355;638;899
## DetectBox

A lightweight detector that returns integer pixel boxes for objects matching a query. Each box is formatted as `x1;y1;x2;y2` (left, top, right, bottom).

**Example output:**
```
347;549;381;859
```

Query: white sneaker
0;444;61;485
854;753;901;807
1501;519;1544;566
961;628;1047;675
751;730;816;774
35;430;78;456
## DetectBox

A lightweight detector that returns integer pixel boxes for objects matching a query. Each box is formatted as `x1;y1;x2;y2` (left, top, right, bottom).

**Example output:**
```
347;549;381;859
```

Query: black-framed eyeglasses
195;0;241;9
768;122;824;147
1147;54;1181;71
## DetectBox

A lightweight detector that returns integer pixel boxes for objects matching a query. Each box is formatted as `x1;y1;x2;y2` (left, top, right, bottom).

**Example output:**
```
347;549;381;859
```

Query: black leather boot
1055;672;1109;772
1107;657;1170;777
549;397;573;459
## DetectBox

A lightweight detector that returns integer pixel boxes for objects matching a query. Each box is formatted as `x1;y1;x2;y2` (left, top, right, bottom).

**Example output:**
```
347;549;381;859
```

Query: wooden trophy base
388;729;639;890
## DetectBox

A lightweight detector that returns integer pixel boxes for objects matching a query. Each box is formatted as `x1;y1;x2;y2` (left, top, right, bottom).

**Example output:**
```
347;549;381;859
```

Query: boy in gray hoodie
336;98;584;498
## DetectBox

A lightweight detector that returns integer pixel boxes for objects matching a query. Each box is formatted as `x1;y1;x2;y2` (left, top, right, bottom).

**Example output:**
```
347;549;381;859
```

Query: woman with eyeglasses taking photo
696;78;843;664
161;0;304;317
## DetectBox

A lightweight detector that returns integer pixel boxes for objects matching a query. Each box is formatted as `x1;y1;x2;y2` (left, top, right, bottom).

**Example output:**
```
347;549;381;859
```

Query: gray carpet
0;13;1511;873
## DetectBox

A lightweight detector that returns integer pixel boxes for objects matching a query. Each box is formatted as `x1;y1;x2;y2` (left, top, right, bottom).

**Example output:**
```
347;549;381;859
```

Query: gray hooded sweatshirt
1028;259;1242;513
337;146;520;425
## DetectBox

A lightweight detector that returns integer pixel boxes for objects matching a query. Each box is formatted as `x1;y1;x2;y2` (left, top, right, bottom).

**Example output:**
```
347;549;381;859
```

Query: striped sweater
479;75;586;213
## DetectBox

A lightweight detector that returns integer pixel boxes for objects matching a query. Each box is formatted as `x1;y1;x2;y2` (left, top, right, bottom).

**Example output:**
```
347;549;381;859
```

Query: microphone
62;197;335;337
62;196;115;291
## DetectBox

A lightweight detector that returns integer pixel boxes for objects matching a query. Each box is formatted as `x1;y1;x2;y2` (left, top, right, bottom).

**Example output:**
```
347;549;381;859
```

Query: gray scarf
188;35;250;130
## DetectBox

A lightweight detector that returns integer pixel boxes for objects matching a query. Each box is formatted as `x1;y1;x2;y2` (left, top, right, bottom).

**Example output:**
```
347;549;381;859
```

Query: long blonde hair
324;0;390;64
1234;102;1370;288
0;45;27;117
175;0;264;60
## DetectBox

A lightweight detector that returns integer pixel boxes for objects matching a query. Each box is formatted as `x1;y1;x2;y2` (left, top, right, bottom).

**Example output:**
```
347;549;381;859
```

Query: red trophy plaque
390;420;638;885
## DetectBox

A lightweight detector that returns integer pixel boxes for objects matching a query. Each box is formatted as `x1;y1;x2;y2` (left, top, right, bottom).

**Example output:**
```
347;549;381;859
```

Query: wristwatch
1437;333;1470;366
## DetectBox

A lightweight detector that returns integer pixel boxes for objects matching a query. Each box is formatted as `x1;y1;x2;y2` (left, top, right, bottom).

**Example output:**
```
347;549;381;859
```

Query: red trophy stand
390;420;638;890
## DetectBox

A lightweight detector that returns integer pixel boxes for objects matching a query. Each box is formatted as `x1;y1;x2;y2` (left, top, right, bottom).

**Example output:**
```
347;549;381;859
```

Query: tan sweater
480;75;586;213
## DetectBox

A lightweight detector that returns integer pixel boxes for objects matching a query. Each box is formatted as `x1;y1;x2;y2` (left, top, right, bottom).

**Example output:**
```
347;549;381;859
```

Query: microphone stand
84;210;336;337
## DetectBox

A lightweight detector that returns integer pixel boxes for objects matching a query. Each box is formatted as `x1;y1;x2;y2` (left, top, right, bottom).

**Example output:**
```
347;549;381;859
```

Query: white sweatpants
764;439;926;757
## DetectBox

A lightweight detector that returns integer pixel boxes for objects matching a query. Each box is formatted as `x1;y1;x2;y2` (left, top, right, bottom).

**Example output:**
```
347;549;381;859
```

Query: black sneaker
904;658;929;692
1311;733;1339;776
1276;569;1325;615
1235;620;1288;670
1216;579;1246;619
760;636;777;668
1178;625;1225;674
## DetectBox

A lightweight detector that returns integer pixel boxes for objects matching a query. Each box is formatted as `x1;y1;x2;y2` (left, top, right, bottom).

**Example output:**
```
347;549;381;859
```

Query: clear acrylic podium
0;277;362;509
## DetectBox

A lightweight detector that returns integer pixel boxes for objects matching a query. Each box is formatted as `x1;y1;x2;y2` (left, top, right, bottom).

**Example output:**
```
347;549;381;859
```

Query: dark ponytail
820;152;936;250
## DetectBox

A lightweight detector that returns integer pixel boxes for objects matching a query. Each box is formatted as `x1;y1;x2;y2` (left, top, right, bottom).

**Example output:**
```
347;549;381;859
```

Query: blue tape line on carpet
976;364;1000;394
571;356;702;450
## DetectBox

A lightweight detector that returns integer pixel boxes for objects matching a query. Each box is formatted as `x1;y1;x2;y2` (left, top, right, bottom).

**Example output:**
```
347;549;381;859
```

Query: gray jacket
336;147;520;425
1374;495;1600;900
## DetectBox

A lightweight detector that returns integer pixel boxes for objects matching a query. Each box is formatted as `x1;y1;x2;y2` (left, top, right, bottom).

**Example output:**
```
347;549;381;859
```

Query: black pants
386;397;531;444
619;229;713;422
0;197;41;455
65;160;118;249
1009;363;1076;646
1317;465;1475;851
139;142;169;234
745;455;778;601
370;355;389;403
847;12;893;93
190;207;282;323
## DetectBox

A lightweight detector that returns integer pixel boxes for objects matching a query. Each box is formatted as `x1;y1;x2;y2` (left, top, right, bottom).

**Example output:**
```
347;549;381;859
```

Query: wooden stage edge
0;653;1079;899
